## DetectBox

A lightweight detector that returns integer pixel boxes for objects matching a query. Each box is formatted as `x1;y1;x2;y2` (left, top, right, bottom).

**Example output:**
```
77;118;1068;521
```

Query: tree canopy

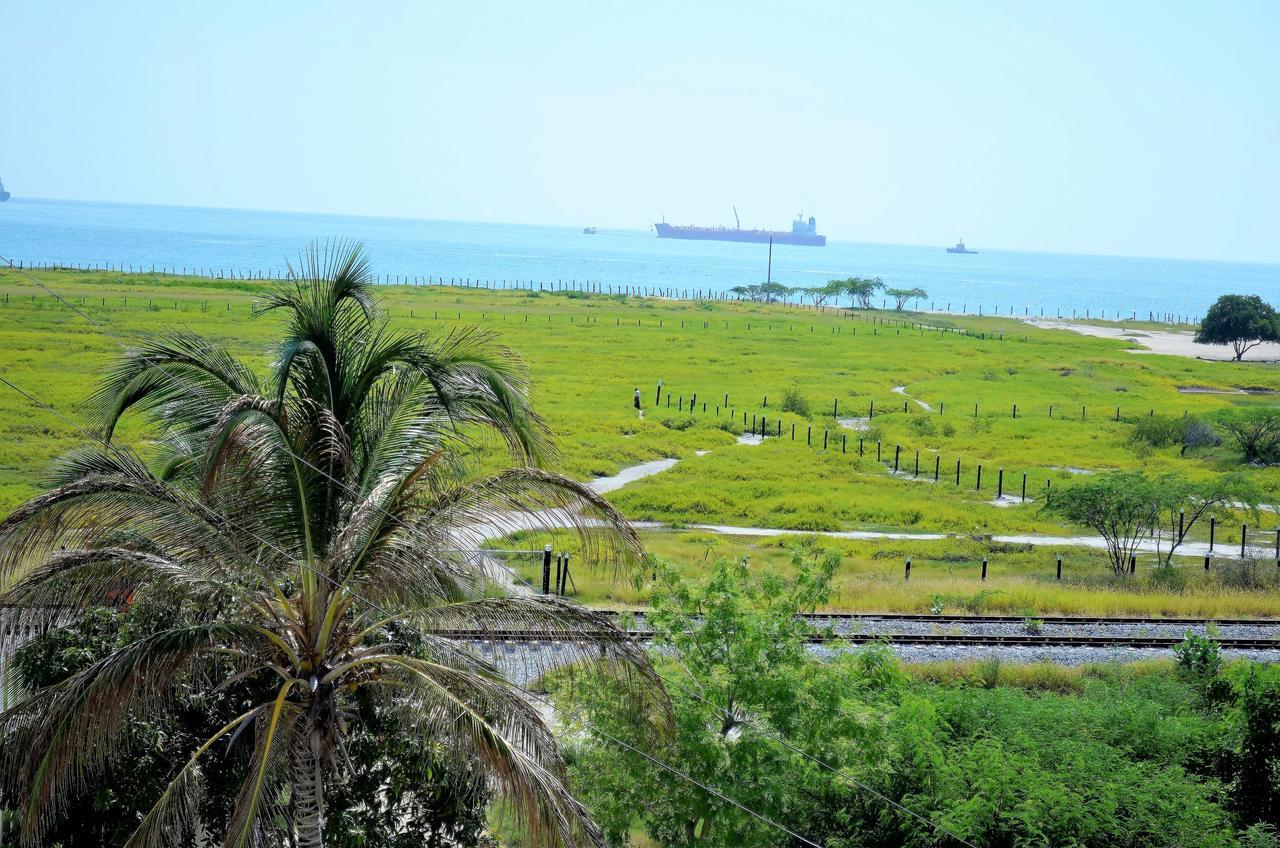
885;286;928;311
1194;294;1280;360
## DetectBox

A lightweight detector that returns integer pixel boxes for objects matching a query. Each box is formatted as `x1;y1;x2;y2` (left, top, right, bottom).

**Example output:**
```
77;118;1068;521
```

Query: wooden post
914;450;919;477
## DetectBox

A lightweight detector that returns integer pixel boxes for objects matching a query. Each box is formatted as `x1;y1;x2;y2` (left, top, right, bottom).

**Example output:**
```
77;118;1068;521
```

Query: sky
2;1;1278;263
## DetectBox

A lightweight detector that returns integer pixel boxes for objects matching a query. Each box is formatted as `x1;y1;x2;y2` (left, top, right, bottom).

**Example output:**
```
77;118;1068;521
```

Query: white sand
1023;319;1280;362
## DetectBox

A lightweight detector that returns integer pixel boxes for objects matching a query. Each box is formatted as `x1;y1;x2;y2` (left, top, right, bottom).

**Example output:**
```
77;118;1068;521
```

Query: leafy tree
0;243;660;847
884;286;928;311
560;554;865;848
1194;294;1280;361
1216;407;1280;464
1234;667;1280;827
1040;471;1177;575
1153;472;1261;565
836;276;885;309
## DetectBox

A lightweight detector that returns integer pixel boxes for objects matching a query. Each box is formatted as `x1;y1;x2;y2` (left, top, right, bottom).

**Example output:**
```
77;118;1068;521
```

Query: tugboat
946;239;976;254
582;226;597;235
0;178;9;202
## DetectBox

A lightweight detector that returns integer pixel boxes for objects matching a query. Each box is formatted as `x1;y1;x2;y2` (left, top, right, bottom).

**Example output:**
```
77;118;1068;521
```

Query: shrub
1147;563;1189;593
1216;557;1279;591
1216;408;1280;464
1174;630;1222;683
941;419;956;437
1181;417;1222;455
1130;414;1184;448
780;386;810;417
908;415;936;437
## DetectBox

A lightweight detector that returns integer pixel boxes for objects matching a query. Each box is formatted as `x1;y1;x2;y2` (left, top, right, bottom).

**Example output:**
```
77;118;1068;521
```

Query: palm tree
0;242;660;847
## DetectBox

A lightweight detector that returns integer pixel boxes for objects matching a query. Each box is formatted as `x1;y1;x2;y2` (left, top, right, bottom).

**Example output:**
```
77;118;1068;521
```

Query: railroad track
612;611;1280;627
438;629;1280;650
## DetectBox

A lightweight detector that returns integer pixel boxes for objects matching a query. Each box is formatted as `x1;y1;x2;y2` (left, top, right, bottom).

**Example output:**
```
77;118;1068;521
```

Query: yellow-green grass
505;528;1280;618
0;268;1277;542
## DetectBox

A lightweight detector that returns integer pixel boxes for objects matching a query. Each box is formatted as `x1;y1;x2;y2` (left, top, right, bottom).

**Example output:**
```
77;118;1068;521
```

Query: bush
1174;630;1222;683
908;415;936;437
1130;414;1184;448
1217;408;1280;463
1216;557;1279;591
780;386;810;417
1181;417;1222;455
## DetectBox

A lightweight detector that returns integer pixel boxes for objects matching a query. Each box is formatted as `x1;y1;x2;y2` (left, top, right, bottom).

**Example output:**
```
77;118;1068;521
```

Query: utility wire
0;257;974;847
0;364;822;848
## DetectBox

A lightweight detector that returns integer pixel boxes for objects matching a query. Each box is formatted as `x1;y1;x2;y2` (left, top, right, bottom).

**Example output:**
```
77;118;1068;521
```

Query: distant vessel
582;226;596;235
655;208;826;247
946;239;977;254
0;178;9;202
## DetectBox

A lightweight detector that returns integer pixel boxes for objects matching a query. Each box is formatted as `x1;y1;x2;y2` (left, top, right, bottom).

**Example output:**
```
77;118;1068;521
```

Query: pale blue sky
2;1;1278;262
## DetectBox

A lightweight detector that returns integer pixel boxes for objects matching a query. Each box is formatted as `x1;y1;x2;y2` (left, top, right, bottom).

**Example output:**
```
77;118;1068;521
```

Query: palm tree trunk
292;727;325;848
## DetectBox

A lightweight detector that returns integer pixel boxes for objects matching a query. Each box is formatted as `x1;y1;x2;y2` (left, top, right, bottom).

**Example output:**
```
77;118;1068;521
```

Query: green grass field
1;267;1277;615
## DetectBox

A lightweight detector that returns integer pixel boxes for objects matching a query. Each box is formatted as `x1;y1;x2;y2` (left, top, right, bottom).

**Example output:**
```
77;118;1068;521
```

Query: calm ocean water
1;197;1276;319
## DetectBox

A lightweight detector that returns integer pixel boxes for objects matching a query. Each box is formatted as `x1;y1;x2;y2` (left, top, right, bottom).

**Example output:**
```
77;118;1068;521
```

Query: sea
2;197;1276;320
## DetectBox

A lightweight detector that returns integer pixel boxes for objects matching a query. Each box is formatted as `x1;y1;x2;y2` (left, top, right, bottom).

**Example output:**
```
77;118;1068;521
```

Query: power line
0;257;971;846
0;366;821;848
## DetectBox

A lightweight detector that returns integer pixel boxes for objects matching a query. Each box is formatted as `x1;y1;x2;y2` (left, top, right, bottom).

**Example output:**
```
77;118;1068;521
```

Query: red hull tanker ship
654;210;826;247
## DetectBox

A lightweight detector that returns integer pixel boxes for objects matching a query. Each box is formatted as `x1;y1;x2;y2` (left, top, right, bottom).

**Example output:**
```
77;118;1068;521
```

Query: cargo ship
654;209;826;247
0;179;9;202
946;239;977;254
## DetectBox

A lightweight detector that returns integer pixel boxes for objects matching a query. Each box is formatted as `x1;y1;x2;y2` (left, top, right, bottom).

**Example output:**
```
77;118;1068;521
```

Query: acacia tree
0;243;661;848
1041;471;1176;575
839;277;885;309
1152;472;1260;565
1216;408;1280;464
1194;294;1280;361
885;287;928;311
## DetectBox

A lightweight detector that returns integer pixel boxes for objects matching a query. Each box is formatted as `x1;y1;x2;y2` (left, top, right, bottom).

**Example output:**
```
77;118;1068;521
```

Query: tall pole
767;237;773;285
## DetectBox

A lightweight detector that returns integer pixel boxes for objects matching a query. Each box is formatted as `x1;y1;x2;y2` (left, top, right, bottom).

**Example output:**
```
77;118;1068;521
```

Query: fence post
1242;524;1247;558
894;445;900;472
1129;554;1136;574
1209;517;1215;551
807;426;812;446
824;430;829;450
1205;553;1211;571
997;468;1004;499
541;545;552;594
976;464;983;490
554;554;562;595
955;459;961;485
842;433;847;454
1021;473;1027;502
981;557;988;581
934;455;940;481
914;450;920;477
559;554;571;595
904;559;911;581
1056;557;1062;580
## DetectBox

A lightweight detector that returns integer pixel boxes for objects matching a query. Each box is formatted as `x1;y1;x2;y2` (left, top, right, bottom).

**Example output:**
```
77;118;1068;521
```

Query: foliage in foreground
558;557;1280;848
0;244;659;848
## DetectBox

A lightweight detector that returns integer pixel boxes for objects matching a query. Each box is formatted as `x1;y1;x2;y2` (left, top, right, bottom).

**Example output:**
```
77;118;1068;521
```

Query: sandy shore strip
1022;319;1280;362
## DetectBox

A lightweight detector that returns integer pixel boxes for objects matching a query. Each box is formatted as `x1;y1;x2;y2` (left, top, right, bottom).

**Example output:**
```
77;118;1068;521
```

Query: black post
554;554;562;595
859;438;864;456
977;464;983;490
997;468;1004;499
842;433;847;454
541;545;552;594
1056;557;1063;580
894;445;900;472
955;459;961;485
559;554;571;595
934;455;940;481
1178;510;1184;540
904;559;911;581
1204;553;1211;571
877;441;882;461
1129;554;1136;574
1209;517;1215;551
914;450;919;477
981;557;988;581
807;426;812;446
792;423;796;440
824;430;829;450
1242;524;1247;558
1021;473;1027;502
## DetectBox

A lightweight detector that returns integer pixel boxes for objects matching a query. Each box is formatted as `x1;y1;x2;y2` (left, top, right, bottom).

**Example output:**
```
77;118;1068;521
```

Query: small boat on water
0;178;9;202
582;226;597;235
946;239;976;254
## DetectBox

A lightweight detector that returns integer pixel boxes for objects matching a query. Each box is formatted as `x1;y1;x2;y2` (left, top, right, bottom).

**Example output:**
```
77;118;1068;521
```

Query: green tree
884;287;928;311
0;243;659;848
1153;472;1261;565
1194;294;1280;361
561;554;867;848
1040;471;1177;575
838;276;885;309
1216;408;1280;464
